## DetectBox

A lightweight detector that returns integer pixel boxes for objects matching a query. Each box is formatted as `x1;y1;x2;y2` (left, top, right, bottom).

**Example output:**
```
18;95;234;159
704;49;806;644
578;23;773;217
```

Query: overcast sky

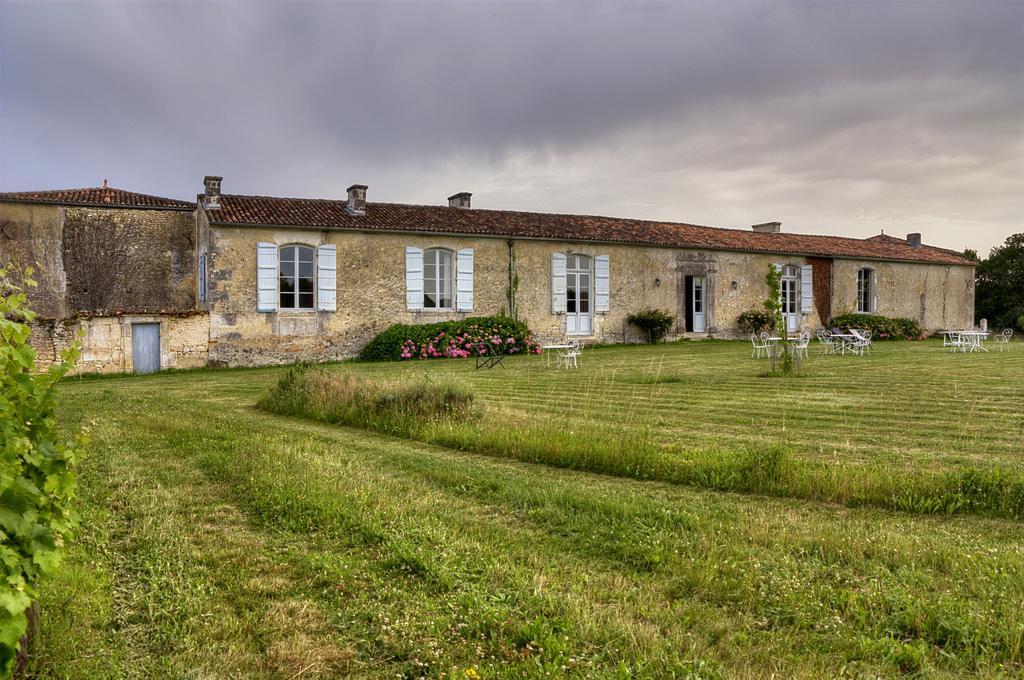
1;0;1021;255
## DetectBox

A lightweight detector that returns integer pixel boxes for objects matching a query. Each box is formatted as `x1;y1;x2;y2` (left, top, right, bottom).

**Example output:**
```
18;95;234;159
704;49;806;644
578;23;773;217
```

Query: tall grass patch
261;364;1024;522
259;365;479;436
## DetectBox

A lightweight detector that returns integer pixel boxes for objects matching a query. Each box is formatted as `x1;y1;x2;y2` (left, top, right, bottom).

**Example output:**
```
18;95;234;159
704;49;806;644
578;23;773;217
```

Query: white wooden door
566;254;592;336
692;276;705;333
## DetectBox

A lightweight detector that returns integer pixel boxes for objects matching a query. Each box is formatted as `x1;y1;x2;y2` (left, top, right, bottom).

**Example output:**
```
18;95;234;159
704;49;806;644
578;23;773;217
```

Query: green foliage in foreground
262;365;1024;521
0;267;82;676
829;313;923;340
36;357;1024;677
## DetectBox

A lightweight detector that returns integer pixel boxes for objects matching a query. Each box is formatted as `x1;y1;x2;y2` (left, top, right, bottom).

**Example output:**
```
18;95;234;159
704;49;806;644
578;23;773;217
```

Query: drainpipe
506;239;516;319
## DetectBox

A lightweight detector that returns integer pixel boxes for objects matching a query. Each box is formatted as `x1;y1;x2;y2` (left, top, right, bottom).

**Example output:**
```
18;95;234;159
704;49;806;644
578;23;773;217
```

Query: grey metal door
132;323;161;374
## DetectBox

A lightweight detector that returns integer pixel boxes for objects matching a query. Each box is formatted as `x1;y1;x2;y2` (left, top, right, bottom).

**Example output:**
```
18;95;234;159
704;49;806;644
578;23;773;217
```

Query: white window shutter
405;246;424;311
317;244;337;312
256;242;278;312
800;264;813;315
456;248;474;312
773;263;783;275
551;252;567;313
871;270;878;313
595;255;610;313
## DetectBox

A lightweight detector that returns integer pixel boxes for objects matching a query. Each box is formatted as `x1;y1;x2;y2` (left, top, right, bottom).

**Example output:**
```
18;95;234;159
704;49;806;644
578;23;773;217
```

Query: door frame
565;254;593;336
676;255;717;335
780;265;800;333
121;315;166;373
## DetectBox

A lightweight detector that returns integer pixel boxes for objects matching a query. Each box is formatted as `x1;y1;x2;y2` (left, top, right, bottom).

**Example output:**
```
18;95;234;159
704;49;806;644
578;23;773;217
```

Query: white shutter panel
773;263;783;275
871;270;878;313
550;253;567;313
456;248;474;312
257;242;278;312
595;255;610;313
800;264;813;315
405;247;424;311
317;244;337;312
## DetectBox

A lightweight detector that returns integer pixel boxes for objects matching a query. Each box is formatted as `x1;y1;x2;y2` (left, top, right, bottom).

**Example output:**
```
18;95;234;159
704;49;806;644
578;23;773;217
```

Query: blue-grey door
132;323;161;374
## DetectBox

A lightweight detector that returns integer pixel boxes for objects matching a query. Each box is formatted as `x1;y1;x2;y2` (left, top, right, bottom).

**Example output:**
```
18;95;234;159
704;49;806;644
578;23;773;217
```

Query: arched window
423;248;454;309
857;268;875;313
279;244;315;310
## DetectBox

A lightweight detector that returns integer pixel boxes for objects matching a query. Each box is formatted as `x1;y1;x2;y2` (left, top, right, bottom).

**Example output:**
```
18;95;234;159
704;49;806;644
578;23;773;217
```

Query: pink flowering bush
361;316;542;361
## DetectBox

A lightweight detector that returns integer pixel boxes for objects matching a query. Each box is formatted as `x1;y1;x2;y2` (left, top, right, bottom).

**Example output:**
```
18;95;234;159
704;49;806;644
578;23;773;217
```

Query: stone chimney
448;192;472;209
203;176;222;210
346;184;368;216
751;221;782;234
906;233;922;247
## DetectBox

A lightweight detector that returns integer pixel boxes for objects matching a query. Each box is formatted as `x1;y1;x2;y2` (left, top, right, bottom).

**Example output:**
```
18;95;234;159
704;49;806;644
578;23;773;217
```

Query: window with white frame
423;248;454;309
857;268;874;313
279;244;315;310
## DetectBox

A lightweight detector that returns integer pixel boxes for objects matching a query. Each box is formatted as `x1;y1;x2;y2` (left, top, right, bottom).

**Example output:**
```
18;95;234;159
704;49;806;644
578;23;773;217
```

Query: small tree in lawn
763;265;799;375
0;265;84;675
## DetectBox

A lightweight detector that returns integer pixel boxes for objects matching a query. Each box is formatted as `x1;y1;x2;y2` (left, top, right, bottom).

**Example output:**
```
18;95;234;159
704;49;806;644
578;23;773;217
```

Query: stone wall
831;259;975;330
0;202;67;318
62;207;196;314
28;314;209;374
0;202;195;318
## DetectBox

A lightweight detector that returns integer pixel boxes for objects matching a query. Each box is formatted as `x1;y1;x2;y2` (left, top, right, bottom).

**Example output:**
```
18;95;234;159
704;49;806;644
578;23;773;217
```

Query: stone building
1;178;975;373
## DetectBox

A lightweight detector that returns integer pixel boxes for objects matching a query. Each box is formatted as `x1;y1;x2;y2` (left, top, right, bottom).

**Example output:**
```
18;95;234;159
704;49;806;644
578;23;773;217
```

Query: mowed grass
30;340;1024;678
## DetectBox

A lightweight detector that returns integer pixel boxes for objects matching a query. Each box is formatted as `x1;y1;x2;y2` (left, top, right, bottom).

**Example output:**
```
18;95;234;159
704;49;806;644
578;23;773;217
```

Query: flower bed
360;316;542;361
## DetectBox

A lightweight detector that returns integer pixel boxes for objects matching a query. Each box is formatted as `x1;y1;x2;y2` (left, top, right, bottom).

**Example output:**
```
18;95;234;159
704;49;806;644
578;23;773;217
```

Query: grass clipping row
260;366;1024;521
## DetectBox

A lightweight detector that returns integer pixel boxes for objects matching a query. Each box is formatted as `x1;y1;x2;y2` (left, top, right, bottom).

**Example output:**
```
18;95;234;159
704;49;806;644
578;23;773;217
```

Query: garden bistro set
750;328;873;359
942;328;1013;353
540;340;585;369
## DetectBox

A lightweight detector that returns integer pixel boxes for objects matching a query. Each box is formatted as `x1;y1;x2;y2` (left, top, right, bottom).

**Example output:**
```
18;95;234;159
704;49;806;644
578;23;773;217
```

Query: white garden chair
793;331;811;359
557;340;583;369
849;329;872;356
816;329;834;355
750;332;770;359
946;330;965;353
994;328;1014;351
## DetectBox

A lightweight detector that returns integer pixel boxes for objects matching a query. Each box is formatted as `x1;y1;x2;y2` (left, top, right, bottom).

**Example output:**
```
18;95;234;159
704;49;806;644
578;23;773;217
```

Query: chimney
346;184;368;215
751;221;782;234
203;175;222;210
448;192;472;209
906;233;922;247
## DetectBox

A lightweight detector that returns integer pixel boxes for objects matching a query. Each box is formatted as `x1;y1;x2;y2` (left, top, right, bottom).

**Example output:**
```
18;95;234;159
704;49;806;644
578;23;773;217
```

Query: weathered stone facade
2;196;203;373
3;183;977;373
26;314;209;375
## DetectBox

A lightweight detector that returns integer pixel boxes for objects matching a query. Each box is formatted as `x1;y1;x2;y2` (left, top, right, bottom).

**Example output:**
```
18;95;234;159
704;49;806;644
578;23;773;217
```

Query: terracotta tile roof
0;186;195;210
208;194;973;266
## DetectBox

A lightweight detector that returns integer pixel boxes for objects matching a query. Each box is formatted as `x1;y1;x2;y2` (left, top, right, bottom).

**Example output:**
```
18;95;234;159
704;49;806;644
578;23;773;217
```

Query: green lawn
31;340;1024;678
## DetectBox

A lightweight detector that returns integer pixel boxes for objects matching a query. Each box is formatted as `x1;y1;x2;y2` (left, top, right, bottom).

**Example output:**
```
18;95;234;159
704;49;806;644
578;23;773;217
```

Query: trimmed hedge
829;313;922;340
360;316;540;362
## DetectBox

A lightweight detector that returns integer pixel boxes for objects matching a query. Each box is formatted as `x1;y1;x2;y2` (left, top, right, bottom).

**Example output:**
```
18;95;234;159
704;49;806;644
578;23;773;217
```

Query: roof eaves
0;196;195;211
207;218;971;265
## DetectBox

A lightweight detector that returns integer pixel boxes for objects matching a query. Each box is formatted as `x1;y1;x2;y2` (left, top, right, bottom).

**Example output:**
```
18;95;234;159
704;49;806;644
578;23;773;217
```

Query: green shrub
627;309;676;343
736;309;776;336
828;313;922;340
0;266;83;675
360;316;539;362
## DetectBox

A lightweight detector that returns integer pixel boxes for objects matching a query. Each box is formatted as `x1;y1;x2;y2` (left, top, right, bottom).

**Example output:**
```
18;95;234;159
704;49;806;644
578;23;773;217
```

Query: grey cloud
1;0;1021;253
